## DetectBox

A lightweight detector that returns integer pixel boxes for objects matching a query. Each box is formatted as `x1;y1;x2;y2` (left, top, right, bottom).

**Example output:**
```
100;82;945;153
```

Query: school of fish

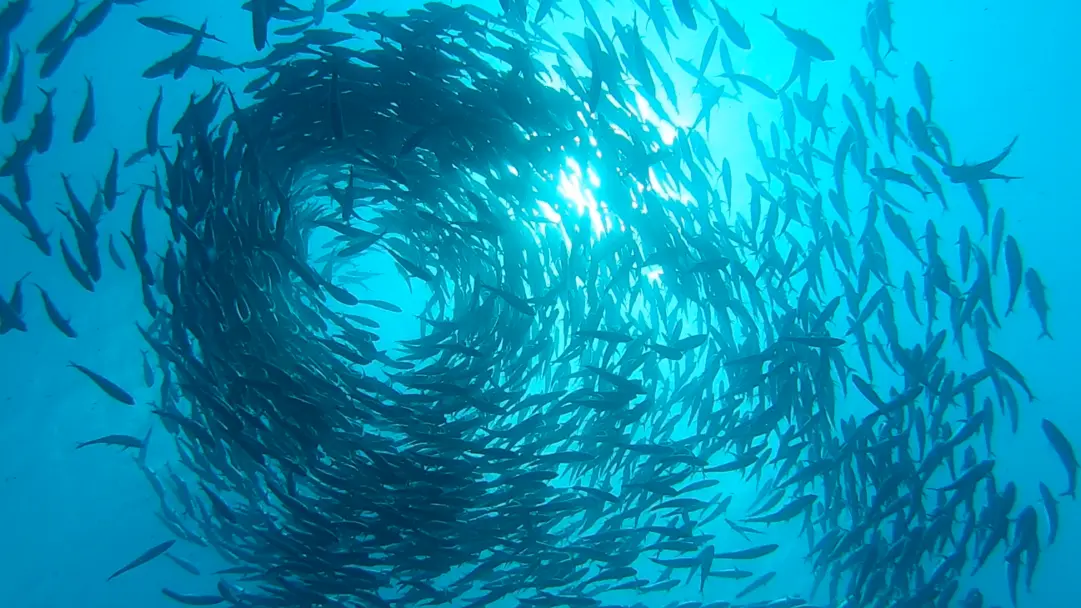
0;0;1074;607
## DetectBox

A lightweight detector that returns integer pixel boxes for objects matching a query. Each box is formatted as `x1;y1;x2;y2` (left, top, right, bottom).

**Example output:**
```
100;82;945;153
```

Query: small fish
743;494;816;524
983;350;1035;401
0;29;9;80
672;0;696;30
780;335;845;348
1038;482;1059;544
107;234;126;269
141;350;155;387
36;1;79;54
762;9;834;61
136;426;151;467
2;45;24;123
957;226;972;282
356;299;403;313
143;86;163;155
76;434;143;449
165;553;202;575
160;588;223;605
990;208;1005;274
214;565;261;575
71;0;115;40
103;149;119;210
714;543;778;560
1042;419;1077;498
0;282;27;333
1004;236;1023;315
720;73;777;99
735;571;776;598
712;3;751;50
69;362;135;405
108;539;175;581
137;16;225;42
36;284;77;338
73;75;95;142
1024;268;1052;339
327;0;355;11
39;33;75;79
913;61;933;119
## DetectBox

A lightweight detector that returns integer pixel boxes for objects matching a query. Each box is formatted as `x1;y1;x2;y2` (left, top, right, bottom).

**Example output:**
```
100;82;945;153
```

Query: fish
913;61;933;120
2;44;24;123
711;2;751;50
39;31;75;78
780;335;845;348
942;136;1022;184
69;362;135;405
76;434;144;449
1042;419;1078;498
762;9;834;61
141;349;155;386
71;0;114;40
107;234;126;269
1038;482;1059;544
356;299;403;313
36;284;77;337
983;349;1035;401
159;589;223;605
164;552;201;575
0;29;9;81
671;0;696;30
327;0;355;11
736;571;776;598
990;207;1005;274
0;275;28;333
721;72;778;99
36;1;79;54
1004;236;1023;315
1024;268;1052;339
743;494;816;524
107;539;175;581
72;76;95;142
714;543;779;560
137;16;225;42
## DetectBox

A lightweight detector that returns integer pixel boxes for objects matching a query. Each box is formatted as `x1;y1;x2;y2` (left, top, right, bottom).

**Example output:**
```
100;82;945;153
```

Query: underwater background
0;0;1078;607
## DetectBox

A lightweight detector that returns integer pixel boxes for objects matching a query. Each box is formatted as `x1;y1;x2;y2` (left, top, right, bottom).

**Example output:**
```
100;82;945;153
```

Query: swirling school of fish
0;0;1074;607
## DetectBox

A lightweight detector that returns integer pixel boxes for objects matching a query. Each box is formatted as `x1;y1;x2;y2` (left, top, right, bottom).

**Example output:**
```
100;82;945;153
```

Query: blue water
0;0;1077;607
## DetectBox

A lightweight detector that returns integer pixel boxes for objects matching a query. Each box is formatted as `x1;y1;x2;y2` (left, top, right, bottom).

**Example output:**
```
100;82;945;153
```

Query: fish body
1042;419;1077;497
108;540;175;580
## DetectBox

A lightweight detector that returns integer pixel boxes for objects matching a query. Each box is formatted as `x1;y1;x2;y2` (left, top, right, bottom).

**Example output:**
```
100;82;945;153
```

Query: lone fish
108;539;175;581
69;362;135;405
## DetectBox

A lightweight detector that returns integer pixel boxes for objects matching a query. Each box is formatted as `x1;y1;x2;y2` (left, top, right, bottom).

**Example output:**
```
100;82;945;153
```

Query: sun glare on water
524;63;702;287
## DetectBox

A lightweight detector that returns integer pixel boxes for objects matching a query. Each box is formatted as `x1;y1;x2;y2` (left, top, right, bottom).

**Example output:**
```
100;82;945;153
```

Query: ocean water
0;1;1077;607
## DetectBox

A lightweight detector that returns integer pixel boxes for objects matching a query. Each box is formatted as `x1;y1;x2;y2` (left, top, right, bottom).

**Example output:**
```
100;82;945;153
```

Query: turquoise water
0;1;1077;607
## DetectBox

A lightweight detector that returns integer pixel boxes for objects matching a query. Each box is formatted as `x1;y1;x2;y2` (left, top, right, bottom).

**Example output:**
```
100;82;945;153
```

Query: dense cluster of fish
0;0;1073;607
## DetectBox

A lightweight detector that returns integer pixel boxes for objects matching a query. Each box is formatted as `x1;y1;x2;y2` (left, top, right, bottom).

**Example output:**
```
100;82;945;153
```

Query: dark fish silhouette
107;539;175;581
69;362;135;405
